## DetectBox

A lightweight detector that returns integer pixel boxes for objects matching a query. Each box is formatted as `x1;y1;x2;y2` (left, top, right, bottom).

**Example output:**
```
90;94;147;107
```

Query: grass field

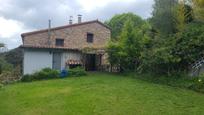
0;72;204;115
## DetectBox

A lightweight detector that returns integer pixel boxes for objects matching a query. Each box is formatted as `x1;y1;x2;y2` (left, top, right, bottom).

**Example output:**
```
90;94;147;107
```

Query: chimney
69;16;73;25
78;14;82;23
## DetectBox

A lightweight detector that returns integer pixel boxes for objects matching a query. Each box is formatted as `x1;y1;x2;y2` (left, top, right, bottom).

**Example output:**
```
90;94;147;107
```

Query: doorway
52;52;61;70
85;54;96;71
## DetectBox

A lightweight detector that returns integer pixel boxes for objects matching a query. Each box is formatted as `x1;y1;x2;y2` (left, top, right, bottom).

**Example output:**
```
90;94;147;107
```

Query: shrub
0;65;22;84
0;71;13;83
188;74;204;93
21;74;33;82
68;67;87;77
21;68;60;82
33;68;59;80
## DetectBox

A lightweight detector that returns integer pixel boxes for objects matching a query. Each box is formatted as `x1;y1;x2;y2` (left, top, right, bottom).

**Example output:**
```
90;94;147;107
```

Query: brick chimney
78;14;82;23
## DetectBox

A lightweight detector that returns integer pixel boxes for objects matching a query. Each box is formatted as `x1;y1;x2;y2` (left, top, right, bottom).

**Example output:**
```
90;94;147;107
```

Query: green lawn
0;73;204;115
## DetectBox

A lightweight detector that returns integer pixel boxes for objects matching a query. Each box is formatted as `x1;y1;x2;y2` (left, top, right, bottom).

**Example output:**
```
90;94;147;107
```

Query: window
55;39;64;46
87;33;94;43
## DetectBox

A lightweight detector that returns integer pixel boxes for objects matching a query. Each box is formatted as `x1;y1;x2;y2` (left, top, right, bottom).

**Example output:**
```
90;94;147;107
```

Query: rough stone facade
22;20;111;50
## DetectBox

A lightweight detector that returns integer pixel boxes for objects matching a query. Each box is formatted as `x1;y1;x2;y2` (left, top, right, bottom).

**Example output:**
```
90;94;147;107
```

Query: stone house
20;18;111;74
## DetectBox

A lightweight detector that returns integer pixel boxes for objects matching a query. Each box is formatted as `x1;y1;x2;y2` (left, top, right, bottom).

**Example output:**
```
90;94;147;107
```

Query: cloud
0;17;25;38
0;0;81;28
0;16;32;49
84;0;154;21
0;0;154;49
77;0;137;12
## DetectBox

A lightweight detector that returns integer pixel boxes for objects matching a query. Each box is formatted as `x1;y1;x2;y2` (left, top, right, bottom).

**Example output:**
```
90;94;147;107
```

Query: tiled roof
19;45;106;51
21;20;110;37
19;45;80;51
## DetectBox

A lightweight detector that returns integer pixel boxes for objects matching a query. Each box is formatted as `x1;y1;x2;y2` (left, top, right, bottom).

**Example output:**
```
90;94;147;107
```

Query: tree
107;41;123;68
171;22;204;68
105;13;144;40
151;0;178;35
141;0;199;74
0;48;23;74
139;34;181;74
3;48;23;67
192;0;204;22
175;1;194;32
107;14;150;71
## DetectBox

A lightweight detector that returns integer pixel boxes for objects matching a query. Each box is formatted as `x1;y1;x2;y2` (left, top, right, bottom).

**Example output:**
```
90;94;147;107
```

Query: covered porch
65;48;109;71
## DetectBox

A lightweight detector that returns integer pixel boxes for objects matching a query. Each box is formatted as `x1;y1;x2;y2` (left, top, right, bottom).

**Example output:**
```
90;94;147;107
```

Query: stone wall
22;22;111;50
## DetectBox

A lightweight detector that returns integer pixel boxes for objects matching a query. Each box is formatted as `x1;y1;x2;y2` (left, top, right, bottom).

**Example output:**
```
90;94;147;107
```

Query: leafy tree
121;20;151;70
175;2;194;32
105;13;144;40
151;0;178;35
107;41;123;68
171;22;204;68
0;48;23;74
141;0;199;74
192;0;204;22
139;34;181;74
107;14;150;71
140;22;204;74
3;48;23;67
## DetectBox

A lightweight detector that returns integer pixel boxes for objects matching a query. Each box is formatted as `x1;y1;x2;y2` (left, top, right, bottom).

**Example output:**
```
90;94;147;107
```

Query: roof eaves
19;45;80;51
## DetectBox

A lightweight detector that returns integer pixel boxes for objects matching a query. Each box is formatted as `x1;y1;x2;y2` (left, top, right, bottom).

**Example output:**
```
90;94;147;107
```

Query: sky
0;0;154;49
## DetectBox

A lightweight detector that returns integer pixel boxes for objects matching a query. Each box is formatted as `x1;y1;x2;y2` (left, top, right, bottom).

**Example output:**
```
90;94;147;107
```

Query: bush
21;74;33;82
21;68;60;82
33;68;59;80
21;67;86;82
0;65;22;84
68;67;87;77
188;74;204;93
0;71;13;84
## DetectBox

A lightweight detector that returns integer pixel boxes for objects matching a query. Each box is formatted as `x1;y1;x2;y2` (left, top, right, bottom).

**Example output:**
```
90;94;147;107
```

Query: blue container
60;69;68;78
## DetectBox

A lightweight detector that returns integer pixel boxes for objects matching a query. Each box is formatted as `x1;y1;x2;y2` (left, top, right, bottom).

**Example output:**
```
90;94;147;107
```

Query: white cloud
0;16;32;49
77;0;136;12
0;16;25;38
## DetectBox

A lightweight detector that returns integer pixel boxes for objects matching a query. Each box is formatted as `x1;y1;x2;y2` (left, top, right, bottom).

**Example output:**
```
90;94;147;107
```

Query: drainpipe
48;19;51;46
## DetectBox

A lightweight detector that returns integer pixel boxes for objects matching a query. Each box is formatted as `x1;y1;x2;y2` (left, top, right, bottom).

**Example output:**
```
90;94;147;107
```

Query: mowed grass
0;73;204;115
